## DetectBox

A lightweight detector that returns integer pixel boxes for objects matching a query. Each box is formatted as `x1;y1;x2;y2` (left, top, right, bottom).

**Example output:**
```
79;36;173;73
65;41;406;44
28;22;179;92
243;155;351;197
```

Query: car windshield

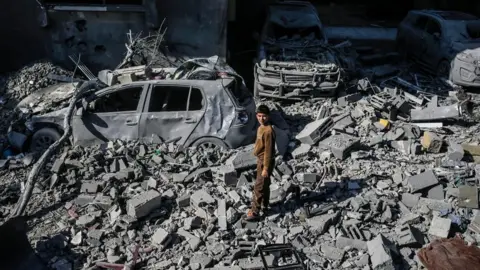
224;78;252;106
266;4;325;42
446;20;480;41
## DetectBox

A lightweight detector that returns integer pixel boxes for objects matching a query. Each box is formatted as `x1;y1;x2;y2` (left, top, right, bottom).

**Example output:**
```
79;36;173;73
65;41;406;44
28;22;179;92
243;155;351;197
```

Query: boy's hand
261;169;268;178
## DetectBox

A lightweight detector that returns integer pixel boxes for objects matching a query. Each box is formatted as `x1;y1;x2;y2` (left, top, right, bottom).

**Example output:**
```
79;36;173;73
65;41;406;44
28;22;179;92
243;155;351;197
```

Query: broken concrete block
411;103;460;122
230;148;257;170
427;185;444;200
319;133;360;160
217;199;227;231
367;234;396;270
396;225;422;247
407;170;438;193
176;193;190;208
212;165;238;187
291;143;311;158
295;117;333;145
468;215;480;234
126;190;162;219
177;229;202;251
458;185;479;209
306;212;340;234
321;244;345;261
80;181;102;194
333;113;354;130
190;190;215;207
228;190;241;204
428;216;451;238
401;193;420;208
420;131;443;153
151;228;172;249
447;141;464;162
336;236;367;250
338;93;362;106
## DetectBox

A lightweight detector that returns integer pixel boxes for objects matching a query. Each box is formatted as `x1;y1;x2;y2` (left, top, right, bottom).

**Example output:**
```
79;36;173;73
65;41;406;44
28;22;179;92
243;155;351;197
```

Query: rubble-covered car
253;1;344;100
9;57;257;152
396;10;480;87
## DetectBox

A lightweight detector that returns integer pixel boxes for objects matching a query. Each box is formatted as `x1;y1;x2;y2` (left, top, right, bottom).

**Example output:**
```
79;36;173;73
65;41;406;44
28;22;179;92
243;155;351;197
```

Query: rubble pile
9;80;480;269
0;61;73;104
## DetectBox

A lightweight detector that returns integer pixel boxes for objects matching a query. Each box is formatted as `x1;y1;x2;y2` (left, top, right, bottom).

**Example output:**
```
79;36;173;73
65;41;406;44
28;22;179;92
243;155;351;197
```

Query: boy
246;105;276;220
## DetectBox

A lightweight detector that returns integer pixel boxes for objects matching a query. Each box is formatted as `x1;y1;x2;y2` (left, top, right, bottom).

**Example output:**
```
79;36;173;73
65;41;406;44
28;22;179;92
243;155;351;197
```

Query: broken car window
148;86;204;112
90;86;143;113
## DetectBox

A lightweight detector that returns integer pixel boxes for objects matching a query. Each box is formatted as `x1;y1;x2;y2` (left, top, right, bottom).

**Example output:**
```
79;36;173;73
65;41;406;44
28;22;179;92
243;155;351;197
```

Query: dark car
396;10;480;87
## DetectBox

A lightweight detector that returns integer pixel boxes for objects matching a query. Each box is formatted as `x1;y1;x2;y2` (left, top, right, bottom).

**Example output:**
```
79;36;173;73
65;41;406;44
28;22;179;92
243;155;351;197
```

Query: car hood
16;83;78;114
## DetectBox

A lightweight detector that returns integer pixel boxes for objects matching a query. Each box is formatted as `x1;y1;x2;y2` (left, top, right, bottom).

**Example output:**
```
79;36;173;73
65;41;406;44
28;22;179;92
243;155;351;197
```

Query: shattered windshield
265;4;325;43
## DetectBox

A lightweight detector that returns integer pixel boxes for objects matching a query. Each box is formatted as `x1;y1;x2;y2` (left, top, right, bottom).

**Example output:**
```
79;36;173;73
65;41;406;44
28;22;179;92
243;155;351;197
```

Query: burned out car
9;57;257;152
254;1;344;100
396;10;480;87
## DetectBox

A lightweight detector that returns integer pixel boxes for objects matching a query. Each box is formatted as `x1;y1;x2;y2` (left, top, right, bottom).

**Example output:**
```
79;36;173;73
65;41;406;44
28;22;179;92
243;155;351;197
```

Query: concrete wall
0;0;227;73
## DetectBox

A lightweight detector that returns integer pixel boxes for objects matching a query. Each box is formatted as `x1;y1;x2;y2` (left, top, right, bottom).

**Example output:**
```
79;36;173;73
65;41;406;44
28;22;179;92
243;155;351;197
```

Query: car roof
411;10;478;21
99;79;233;96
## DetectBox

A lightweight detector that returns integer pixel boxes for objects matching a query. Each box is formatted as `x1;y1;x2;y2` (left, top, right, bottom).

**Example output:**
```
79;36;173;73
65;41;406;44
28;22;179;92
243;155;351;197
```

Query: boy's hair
256;105;270;115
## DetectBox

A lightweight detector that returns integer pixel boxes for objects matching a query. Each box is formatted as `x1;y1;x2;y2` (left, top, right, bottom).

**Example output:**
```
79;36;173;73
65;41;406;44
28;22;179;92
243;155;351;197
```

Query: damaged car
396;10;480;87
253;1;345;100
9;57;257;152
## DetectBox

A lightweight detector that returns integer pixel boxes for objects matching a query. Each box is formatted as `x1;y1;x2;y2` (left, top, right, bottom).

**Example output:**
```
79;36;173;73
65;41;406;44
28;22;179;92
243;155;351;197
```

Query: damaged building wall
0;0;228;73
47;10;147;72
156;0;228;59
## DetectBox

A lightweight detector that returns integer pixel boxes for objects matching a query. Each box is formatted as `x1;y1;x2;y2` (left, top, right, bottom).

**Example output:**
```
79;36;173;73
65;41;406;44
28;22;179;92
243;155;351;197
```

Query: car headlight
457;53;474;63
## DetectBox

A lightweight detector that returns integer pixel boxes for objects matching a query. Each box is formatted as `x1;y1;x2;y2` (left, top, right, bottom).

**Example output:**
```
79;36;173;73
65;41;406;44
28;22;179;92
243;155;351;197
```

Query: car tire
192;137;228;151
30;128;61;153
437;60;451;78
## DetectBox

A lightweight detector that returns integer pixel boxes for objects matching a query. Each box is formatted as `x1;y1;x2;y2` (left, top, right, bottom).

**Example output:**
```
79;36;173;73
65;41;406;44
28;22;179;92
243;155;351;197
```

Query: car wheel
30;128;61;153
437;60;451;78
193;137;228;151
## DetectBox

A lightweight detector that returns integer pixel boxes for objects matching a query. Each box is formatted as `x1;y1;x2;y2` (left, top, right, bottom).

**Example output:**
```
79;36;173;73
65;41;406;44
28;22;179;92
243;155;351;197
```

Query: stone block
427;185;444;200
291;143;311;158
295;117;334;145
319;133;360;160
212;165;238;187
367;234;396;270
126;190;162;219
190;190;215;207
458;185;479;209
428;216;451;238
151;228;171;249
407;170;438;193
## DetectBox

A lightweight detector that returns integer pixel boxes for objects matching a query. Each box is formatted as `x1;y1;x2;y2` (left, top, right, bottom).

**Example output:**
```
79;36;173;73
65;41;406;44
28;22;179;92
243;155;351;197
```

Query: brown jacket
253;124;276;172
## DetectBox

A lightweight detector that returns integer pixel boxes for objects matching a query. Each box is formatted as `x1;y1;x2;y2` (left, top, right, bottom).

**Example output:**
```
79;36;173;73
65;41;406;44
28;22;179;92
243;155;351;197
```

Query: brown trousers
251;158;273;213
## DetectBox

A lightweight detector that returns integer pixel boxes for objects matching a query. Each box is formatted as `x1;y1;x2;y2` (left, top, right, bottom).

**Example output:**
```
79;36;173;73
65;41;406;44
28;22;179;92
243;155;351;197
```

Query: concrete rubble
1;45;480;270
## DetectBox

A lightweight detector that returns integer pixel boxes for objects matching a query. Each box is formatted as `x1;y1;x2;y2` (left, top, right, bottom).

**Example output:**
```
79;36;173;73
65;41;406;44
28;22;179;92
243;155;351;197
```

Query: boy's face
256;112;269;125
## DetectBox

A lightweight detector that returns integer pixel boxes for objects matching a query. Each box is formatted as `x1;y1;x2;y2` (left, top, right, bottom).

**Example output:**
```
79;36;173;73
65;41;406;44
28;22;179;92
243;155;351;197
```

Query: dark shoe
244;209;260;221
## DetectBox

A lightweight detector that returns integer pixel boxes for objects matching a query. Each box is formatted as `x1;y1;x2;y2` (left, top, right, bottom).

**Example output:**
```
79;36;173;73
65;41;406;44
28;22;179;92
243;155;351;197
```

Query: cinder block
212;165;238;187
396;225;422;247
428;216;451;238
292;144;311;159
231;149;257;170
81;181;102;194
338;93;362;106
319;133;360;160
421;131;443;153
367;234;396;270
407;170;438;193
151;228;171;249
176;193;190;208
295;117;334;145
300;173;318;184
126;190;162;218
336;236;367;250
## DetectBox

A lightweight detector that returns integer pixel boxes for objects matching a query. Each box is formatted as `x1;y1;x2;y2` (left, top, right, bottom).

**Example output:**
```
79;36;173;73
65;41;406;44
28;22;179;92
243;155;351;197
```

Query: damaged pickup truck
254;1;348;100
9;56;257;152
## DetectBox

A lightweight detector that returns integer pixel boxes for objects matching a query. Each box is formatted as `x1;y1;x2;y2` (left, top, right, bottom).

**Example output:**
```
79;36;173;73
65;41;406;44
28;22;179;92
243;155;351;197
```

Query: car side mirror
433;32;440;40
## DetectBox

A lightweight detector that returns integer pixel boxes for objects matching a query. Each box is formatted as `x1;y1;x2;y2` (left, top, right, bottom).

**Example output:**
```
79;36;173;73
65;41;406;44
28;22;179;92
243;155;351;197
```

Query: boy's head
256;105;270;125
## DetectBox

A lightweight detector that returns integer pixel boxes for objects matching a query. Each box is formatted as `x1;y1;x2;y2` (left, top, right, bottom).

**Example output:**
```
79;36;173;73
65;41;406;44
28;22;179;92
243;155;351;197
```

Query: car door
422;18;445;69
138;83;206;146
71;84;147;147
409;15;429;60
